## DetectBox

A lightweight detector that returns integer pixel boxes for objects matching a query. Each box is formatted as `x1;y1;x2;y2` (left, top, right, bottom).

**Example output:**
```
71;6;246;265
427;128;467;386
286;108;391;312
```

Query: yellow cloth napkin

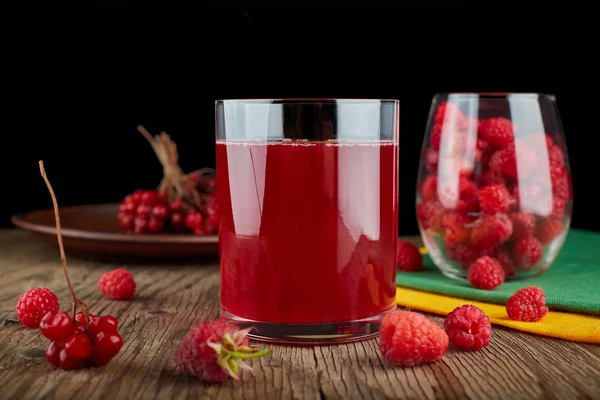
396;287;600;344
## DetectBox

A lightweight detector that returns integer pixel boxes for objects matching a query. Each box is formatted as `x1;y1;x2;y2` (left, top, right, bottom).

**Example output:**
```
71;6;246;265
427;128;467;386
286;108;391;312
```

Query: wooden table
1;229;599;400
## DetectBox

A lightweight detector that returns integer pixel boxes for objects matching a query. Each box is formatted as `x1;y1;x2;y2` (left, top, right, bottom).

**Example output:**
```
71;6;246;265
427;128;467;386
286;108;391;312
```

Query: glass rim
215;98;400;104
438;92;556;100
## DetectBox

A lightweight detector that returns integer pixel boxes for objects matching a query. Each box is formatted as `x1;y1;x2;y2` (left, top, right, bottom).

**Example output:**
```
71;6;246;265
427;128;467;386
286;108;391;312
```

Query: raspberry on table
15;288;60;328
379;311;448;367
512;237;543;269
509;211;536;240
478;117;515;149
506;286;549;322
396;240;423;272
444;305;492;351
470;213;513;248
536;219;565;245
98;268;136;300
467;256;505;290
477;184;511;214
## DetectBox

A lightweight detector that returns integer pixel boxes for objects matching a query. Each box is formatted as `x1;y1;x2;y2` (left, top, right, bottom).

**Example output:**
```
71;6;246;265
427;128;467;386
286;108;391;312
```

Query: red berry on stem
174;322;269;382
59;349;87;370
185;211;203;231
15;288;60;328
40;311;76;341
98;268;136;300
89;315;119;336
46;341;62;366
75;311;96;331
467;256;505;290
65;331;93;359
444;305;492;351
171;212;186;232
89;331;124;366
379;311;448;367
396;240;423;272
506;286;548;322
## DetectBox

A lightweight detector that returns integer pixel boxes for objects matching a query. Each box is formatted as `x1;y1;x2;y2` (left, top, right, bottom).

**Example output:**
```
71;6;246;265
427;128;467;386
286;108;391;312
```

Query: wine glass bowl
416;93;572;281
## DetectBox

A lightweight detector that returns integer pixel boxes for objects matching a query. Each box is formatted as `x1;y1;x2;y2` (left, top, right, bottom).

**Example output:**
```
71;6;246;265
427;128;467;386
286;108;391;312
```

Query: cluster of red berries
379;286;548;367
118;176;220;235
417;101;572;279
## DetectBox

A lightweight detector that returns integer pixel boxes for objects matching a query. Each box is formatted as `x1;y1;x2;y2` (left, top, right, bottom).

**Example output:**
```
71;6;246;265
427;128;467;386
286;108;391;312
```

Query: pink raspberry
536;219;565;245
506;286;548;322
478;117;514;149
396;240;423;272
444;305;492;351
98;268;136;300
509;211;536;240
467;256;505;290
174;321;269;382
15;288;60;328
470;213;513;248
477;184;511;214
379;311;448;367
512;237;542;269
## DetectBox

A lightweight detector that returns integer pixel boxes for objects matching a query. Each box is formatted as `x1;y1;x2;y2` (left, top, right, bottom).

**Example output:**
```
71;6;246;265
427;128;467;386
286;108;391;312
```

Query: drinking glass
215;99;399;344
416;93;572;280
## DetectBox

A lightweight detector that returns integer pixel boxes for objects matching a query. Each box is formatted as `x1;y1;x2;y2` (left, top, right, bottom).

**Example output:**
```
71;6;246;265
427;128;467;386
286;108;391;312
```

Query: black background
5;7;599;235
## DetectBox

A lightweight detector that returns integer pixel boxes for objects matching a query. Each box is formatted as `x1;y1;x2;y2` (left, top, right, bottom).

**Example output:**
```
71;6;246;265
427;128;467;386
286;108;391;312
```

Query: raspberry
437;176;477;212
379;311;448;367
478;168;506;187
510;183;544;211
509;211;536;240
494;248;516;277
446;243;495;269
442;212;473;246
478;117;514;149
15;288;60;328
506;286;548;322
434;101;467;129
467;256;505;290
477;184;511;214
417;200;444;232
552;174;571;203
430;124;442;150
98;268;136;300
174;321;269;382
444;305;491;351
396;240;423;272
489;143;537;180
470;213;513;248
536;219;565;245
421;174;437;201
512;237;542;269
425;148;439;173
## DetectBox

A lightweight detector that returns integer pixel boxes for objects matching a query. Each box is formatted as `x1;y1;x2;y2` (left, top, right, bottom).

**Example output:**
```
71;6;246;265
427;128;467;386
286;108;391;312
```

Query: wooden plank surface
1;229;599;400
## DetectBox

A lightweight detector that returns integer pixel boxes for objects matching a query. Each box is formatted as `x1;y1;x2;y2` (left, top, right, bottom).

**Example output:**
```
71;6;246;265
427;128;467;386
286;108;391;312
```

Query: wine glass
416;93;572;280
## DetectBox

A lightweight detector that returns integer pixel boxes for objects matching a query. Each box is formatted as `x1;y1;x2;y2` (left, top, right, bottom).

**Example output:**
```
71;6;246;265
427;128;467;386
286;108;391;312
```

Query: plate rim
10;203;219;244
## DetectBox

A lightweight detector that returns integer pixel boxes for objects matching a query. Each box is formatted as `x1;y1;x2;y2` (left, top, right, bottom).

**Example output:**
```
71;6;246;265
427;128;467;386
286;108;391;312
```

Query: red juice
217;140;398;324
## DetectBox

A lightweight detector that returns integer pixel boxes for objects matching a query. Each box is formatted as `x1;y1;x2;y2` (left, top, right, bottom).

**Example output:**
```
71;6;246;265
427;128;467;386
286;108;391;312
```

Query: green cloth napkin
396;229;600;316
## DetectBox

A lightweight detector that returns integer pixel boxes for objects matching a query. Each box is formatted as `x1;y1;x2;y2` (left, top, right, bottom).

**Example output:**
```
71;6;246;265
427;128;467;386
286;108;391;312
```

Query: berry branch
39;160;90;326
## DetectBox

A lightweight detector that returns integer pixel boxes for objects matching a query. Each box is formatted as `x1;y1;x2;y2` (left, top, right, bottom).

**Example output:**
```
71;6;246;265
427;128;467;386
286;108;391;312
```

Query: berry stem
223;348;270;359
39;161;90;327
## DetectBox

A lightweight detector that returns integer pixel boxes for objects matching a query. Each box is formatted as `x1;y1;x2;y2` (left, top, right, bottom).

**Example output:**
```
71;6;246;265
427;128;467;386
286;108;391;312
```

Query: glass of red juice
215;99;400;344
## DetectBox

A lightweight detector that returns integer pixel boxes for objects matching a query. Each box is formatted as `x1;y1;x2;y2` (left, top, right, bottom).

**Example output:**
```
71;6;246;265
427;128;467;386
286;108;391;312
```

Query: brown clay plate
10;204;219;262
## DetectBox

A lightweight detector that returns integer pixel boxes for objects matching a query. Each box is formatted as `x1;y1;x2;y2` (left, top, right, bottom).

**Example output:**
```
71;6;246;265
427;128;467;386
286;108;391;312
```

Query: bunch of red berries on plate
416;101;572;279
117;126;220;235
14;161;125;369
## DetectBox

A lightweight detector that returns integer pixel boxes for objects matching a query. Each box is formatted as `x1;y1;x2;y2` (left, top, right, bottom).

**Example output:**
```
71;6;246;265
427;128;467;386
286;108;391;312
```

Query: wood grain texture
1;229;599;400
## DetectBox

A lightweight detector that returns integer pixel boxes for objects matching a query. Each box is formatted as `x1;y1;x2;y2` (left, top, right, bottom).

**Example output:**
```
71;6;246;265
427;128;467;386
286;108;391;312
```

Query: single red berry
46;341;62;366
444;305;492;351
470;213;513;248
40;311;76;342
425;148;439;173
147;217;165;233
421;174;438;201
509;211;536;240
140;190;158;205
174;321;270;382
58;349;87;370
98;268;136;300
169;198;184;213
74;311;96;331
477;184;511;214
396;240;423;272
133;216;149;234
478;117;514;149
170;212;187;232
552;174;571;203
132;189;144;203
494;248;516;277
467;256;505;290
200;175;217;193
89;331;124;366
152;204;169;220
15;288;60;328
536;219;565;245
379;311;448;367
117;212;135;232
88;315;119;337
512;237;543;269
64;331;93;359
442;212;473;246
506;286;549;322
185;211;203;231
416;200;444;232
